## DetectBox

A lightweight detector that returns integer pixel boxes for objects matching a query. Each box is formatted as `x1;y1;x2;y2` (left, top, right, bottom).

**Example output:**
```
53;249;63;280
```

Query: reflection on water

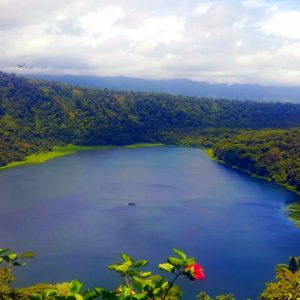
287;202;300;227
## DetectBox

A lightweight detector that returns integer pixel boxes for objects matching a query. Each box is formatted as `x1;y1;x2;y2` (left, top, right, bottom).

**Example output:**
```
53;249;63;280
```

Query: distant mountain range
27;74;300;103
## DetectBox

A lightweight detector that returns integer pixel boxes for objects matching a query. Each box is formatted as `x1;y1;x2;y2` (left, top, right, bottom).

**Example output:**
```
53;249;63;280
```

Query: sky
1;0;300;86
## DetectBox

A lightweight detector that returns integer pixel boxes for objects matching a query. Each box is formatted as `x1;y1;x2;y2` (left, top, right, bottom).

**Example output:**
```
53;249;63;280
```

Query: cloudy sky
1;0;300;86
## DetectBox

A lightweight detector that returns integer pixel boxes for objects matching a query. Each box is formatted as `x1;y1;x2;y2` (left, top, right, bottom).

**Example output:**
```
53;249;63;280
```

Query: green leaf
161;282;169;290
8;253;18;261
153;288;164;296
134;259;148;268
95;287;119;300
185;257;196;266
158;263;175;273
107;264;118;270
0;248;10;256
82;289;99;300
132;276;144;290
2;255;10;262
167;257;183;268
94;288;105;296
13;261;26;266
143;281;155;292
172;248;187;261
21;251;36;259
140;271;151;278
115;261;133;273
120;253;132;262
121;285;130;298
44;290;57;297
82;289;92;298
154;278;166;289
133;295;147;300
70;279;83;294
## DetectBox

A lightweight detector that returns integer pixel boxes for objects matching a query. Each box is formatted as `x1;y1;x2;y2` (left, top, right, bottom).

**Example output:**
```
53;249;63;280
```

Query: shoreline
1;143;299;198
204;148;300;226
0;143;164;171
204;148;300;197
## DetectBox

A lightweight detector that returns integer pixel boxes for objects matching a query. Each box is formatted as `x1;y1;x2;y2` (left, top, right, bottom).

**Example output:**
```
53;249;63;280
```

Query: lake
0;147;299;299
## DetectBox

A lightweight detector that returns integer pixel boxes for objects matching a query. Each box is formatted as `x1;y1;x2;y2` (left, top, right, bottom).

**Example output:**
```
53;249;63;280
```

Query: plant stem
162;273;180;300
124;275;130;288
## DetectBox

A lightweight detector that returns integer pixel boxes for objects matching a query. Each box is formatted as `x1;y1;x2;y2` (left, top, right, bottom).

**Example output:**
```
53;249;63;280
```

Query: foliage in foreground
260;257;300;300
0;248;236;300
2;248;300;299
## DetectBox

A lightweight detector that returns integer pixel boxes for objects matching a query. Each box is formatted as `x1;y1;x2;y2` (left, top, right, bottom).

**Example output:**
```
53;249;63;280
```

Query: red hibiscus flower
184;263;205;281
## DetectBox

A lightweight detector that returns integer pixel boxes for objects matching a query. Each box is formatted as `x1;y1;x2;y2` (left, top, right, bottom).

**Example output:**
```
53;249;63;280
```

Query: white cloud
1;0;300;86
134;17;185;44
236;39;244;47
194;2;212;15
241;0;274;8
262;9;300;40
79;6;125;38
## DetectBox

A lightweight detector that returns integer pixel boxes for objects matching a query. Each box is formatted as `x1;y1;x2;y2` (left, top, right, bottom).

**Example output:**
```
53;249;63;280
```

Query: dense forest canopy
212;129;300;192
1;71;300;192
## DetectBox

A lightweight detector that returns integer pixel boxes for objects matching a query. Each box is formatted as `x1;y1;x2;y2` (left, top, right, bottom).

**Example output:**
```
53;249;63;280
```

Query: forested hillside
1;71;300;168
212;129;300;192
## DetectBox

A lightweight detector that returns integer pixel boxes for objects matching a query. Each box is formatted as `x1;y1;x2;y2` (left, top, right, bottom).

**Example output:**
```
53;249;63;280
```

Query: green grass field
0;143;164;171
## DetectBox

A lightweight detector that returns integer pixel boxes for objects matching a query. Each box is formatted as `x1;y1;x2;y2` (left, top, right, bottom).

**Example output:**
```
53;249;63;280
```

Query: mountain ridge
26;74;300;103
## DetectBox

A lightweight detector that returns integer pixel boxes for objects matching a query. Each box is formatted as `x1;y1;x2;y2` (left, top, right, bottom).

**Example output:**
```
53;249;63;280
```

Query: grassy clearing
0;143;163;171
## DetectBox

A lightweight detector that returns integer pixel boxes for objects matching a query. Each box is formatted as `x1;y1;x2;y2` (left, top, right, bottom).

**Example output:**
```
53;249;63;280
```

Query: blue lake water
0;147;299;299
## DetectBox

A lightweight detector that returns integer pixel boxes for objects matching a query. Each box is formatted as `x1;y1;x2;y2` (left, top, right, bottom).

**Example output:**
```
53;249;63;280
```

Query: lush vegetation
209;128;300;193
0;145;109;170
1;71;300;194
154;128;300;195
1;73;300;299
0;248;217;300
1;71;300;168
2;248;300;300
0;144;162;170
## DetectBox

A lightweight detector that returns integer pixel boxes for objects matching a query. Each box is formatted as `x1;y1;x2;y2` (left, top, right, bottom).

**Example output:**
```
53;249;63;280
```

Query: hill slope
212;128;300;193
1;71;300;168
